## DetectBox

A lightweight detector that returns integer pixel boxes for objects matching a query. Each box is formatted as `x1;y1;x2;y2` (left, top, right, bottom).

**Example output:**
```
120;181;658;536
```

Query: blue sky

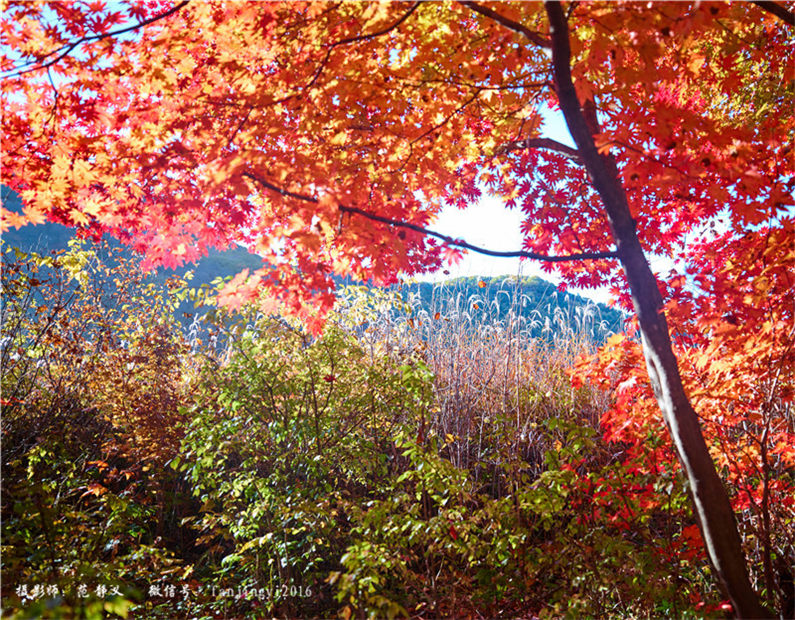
422;104;701;308
421;106;618;305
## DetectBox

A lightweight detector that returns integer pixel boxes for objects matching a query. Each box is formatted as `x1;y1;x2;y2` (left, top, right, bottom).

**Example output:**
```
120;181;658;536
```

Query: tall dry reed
336;278;620;491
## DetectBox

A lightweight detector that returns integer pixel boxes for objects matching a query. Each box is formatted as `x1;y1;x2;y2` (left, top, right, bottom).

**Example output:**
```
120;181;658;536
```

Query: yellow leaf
688;54;705;74
177;55;196;74
82;483;108;498
73;159;92;184
52;153;70;180
330;131;347;146
70;208;90;227
23;206;48;226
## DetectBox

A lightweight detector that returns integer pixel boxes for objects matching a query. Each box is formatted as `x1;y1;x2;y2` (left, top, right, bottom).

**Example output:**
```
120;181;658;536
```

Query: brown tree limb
4;1;191;79
306;3;421;91
411;91;481;145
543;2;772;617
495;137;582;164
751;1;795;26
242;170;617;263
460;1;551;48
332;2;422;47
339;204;617;262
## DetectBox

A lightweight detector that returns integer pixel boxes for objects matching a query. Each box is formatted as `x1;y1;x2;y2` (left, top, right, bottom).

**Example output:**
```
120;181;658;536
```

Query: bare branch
496;137;582;164
460;1;551;48
242;171;618;263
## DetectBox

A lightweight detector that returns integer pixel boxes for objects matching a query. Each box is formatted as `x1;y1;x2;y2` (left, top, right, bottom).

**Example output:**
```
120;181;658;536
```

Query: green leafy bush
1;243;189;619
177;316;433;617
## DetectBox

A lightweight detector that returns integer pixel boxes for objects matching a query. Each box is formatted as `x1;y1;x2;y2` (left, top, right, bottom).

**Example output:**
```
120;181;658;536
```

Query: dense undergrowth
2;241;792;619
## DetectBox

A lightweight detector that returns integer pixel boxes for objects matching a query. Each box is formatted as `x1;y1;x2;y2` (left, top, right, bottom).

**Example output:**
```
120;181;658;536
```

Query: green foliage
1;242;189;618
330;418;715;619
176;316;432;617
1;244;731;618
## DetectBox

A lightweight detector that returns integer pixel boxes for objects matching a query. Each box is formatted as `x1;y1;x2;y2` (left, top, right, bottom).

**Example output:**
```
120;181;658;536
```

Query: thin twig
306;3;421;91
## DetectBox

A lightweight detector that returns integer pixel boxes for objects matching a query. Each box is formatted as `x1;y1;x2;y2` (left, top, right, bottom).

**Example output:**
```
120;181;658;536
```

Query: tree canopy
2;1;793;616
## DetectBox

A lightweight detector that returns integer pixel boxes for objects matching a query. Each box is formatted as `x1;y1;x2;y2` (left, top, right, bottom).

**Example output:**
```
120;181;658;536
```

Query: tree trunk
543;2;772;617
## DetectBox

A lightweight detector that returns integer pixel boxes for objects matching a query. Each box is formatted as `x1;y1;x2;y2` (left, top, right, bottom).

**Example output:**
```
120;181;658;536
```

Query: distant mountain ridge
1;187;264;289
2;188;623;340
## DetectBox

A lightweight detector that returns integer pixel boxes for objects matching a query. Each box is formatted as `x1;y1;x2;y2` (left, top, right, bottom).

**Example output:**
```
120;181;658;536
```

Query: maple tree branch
306;3;421;91
332;2;422;47
242;171;617;263
460;1;551;48
495;137;582;164
751;1;795;26
339;205;618;262
45;68;60;130
199;92;295;110
226;106;254;150
242;171;316;203
411;91;481;145
4;1;190;79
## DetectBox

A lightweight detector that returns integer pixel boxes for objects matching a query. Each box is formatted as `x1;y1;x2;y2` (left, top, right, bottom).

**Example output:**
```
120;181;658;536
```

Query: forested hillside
402;276;623;341
1;187;264;295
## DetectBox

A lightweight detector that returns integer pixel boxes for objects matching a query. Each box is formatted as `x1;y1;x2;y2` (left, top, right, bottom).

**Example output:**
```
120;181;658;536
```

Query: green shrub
1;243;189;619
177;317;433;617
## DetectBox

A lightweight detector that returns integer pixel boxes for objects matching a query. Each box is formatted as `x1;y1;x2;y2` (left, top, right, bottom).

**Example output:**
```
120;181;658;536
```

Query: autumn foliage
2;2;791;298
2;1;794;617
